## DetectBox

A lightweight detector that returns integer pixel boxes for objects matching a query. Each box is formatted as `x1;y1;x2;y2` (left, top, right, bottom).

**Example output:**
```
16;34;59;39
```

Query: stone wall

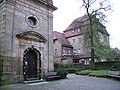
67;35;86;55
0;56;21;84
6;0;53;69
53;40;62;63
0;1;6;56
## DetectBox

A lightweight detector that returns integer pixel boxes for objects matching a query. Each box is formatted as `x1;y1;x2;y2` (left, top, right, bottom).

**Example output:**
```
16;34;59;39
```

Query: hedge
54;62;84;69
76;70;109;77
54;68;68;79
95;61;120;70
66;68;79;73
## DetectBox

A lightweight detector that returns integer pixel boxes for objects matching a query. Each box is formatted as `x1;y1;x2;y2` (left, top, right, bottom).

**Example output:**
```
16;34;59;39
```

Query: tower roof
37;0;57;10
38;0;53;5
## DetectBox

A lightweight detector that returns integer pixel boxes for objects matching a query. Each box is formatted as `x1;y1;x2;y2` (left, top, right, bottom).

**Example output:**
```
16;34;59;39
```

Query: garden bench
44;72;61;80
107;75;120;79
107;71;120;79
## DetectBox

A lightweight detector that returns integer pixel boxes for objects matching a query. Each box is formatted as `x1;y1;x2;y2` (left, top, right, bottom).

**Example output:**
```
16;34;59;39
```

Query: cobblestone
1;74;120;90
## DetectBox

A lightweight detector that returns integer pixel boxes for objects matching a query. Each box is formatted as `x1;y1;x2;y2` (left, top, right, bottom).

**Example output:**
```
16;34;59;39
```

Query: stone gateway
0;0;57;83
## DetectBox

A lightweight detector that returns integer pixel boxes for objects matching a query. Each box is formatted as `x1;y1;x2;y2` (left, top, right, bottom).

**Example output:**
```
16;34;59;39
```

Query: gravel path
1;74;120;90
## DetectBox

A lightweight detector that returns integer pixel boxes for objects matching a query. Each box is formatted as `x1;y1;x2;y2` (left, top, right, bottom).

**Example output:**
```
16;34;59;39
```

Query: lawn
76;70;110;77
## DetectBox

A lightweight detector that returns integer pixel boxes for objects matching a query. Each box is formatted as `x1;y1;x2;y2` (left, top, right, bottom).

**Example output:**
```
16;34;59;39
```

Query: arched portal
23;48;41;80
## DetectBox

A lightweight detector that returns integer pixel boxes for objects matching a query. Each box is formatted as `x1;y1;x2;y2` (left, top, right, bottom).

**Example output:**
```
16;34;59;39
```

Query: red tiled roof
63;15;89;38
63;15;109;38
64;15;89;32
53;31;73;48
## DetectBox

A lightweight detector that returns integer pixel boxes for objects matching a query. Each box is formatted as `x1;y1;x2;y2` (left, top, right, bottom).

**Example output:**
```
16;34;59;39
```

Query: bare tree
81;0;111;69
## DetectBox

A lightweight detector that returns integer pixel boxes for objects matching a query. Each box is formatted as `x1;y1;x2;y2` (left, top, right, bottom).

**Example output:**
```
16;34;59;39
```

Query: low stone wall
0;57;21;85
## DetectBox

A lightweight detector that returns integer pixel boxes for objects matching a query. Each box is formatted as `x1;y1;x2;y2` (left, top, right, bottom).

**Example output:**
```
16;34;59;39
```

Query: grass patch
65;68;79;73
76;70;92;75
89;70;109;77
76;70;109;77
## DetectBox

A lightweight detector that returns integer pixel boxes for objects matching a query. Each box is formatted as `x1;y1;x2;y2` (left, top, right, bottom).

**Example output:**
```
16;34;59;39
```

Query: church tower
0;0;57;83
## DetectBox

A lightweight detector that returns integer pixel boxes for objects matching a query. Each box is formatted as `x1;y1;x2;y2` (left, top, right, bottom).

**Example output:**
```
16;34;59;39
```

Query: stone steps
24;79;44;84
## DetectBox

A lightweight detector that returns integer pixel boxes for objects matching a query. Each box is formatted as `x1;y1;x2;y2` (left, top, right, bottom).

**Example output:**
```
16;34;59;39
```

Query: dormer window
72;30;75;33
72;28;80;33
77;28;80;32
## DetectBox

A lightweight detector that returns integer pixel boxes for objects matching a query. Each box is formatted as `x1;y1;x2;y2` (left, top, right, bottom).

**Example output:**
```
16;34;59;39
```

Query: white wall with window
77;49;81;55
68;50;71;55
73;49;77;55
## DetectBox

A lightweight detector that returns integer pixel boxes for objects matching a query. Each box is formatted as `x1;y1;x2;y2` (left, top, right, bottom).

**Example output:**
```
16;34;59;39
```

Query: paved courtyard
1;74;120;90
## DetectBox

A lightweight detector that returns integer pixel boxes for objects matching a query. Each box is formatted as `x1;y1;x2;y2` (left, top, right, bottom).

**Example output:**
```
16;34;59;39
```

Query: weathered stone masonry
0;0;57;83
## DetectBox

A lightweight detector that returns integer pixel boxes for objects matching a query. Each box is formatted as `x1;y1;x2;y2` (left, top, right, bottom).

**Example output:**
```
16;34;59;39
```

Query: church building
0;0;57;83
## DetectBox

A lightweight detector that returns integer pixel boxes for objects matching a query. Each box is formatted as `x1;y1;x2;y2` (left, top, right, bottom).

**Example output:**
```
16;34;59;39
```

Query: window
73;28;80;33
63;49;66;55
73;49;77;55
68;50;71;55
78;38;80;42
77;28;80;32
104;35;108;41
73;60;79;63
84;59;89;65
28;17;37;26
75;29;77;32
55;49;57;55
78;49;81;54
73;39;75;43
26;15;39;27
72;30;75;33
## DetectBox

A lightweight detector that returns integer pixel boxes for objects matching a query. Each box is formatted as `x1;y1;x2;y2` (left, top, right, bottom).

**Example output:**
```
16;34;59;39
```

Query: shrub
54;62;84;70
55;68;68;79
111;64;120;71
1;72;12;85
76;72;90;75
54;62;64;69
66;68;79;73
76;70;92;75
95;61;120;70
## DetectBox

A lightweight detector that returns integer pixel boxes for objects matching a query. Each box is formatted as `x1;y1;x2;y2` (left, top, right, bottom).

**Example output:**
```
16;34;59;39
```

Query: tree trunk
0;58;3;86
89;15;95;70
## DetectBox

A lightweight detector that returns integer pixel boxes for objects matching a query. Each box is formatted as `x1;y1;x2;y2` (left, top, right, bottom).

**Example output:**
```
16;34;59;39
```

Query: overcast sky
53;0;120;49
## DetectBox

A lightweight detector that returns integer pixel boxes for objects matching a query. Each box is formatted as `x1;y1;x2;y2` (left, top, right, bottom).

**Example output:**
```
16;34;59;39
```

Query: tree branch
91;5;111;15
